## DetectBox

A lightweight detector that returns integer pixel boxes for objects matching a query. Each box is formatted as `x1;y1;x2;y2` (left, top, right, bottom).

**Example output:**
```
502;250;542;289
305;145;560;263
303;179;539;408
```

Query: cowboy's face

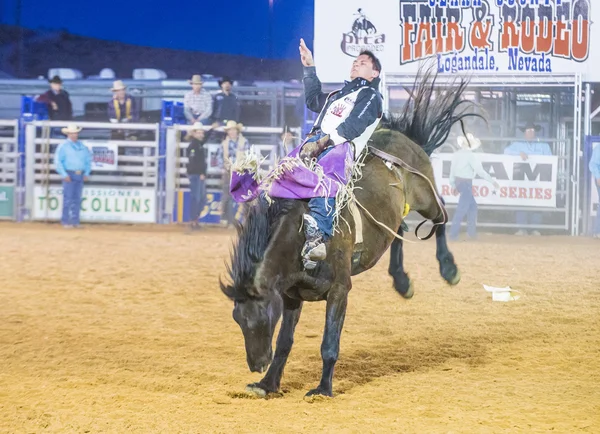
525;128;536;140
192;83;202;92
115;88;126;99
50;82;62;92
221;81;232;93
350;54;379;81
67;132;79;141
192;129;205;140
227;128;239;140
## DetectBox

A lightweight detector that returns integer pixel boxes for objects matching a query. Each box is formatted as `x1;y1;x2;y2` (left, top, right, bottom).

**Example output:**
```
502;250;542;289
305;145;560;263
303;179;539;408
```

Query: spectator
218;121;250;227
589;144;600;239
184;75;213;125
212;77;240;124
37;76;73;137
108;80;140;140
504;121;552;236
53;124;91;229
186;122;213;232
448;133;499;241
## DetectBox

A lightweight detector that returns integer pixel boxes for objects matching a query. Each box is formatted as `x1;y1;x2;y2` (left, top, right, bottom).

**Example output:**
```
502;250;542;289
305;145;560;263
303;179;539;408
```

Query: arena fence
582;136;600;235
3;116;593;236
0;120;19;219
23;121;160;224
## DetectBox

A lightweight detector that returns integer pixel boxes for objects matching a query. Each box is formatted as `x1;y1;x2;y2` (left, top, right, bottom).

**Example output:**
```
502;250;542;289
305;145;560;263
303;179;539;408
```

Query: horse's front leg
434;216;461;286
388;225;414;299
246;295;303;397
305;280;351;398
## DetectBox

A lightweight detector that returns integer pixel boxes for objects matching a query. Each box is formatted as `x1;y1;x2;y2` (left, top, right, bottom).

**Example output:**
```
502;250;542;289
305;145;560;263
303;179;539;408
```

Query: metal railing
0;120;18;219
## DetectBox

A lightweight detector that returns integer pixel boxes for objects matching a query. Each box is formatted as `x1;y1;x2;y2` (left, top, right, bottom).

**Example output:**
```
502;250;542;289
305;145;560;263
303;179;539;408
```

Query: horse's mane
378;66;484;156
221;196;295;301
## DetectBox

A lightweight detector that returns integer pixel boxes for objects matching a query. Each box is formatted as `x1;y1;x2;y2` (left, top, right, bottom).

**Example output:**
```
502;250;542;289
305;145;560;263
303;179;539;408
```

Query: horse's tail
381;66;483;156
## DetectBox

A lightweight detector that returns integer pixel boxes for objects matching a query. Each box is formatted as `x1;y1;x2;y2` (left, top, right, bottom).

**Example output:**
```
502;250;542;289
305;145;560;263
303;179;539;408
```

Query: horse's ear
219;277;236;300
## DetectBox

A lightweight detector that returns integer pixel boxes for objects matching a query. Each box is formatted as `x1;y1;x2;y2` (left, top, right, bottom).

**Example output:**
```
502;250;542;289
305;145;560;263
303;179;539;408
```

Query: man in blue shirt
54;125;92;228
504;121;552;236
589;144;600;238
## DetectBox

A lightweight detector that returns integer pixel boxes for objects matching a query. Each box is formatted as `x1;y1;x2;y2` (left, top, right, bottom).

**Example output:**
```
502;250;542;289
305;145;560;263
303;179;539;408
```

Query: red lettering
401;22;415;63
544;189;552;200
435;21;445;54
536;18;553;54
470;19;493;49
501;20;518;50
500;187;507;198
554;20;570;57
415;23;434;59
480;186;489;197
446;22;464;53
442;185;451;195
535;188;543;199
521;19;535;53
472;186;480;197
572;19;589;61
509;187;517;198
518;188;527;199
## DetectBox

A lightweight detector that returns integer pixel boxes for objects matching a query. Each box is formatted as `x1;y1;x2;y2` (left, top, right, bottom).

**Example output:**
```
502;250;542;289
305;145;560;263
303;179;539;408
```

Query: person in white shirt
448;133;499;240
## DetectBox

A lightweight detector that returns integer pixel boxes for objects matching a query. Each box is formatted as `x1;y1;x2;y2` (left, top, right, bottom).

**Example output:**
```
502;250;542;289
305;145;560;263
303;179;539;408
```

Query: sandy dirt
0;222;599;433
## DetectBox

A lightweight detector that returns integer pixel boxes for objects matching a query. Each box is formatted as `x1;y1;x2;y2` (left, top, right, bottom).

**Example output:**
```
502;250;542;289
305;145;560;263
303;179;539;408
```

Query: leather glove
299;134;332;164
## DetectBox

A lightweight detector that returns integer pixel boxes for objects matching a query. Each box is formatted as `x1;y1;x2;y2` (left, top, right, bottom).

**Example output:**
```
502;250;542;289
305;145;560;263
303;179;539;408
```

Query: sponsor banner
431;153;558;207
0;185;14;218
86;141;118;171
314;0;597;83
173;190;244;224
33;186;156;223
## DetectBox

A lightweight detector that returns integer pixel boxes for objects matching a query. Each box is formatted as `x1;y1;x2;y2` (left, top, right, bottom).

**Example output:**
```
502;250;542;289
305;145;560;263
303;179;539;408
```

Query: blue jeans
516;211;543;229
594;183;600;235
188;175;206;222
449;179;477;239
308;146;336;240
61;171;84;226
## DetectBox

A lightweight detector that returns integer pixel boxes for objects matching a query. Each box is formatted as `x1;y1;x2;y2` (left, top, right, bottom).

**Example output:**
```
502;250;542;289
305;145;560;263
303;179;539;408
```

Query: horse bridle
368;146;448;241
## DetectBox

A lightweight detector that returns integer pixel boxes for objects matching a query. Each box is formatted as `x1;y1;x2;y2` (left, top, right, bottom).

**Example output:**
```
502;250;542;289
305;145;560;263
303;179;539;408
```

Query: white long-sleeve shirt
449;149;495;188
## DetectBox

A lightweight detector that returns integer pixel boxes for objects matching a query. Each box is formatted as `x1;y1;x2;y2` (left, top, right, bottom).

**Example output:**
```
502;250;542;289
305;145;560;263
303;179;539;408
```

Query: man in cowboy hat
297;38;383;266
218;120;250;227
186;122;215;231
449;133;499;241
108;80;140;140
36;75;73;121
53;124;92;228
184;75;213;125
212;77;240;125
504;121;552;236
589;144;600;239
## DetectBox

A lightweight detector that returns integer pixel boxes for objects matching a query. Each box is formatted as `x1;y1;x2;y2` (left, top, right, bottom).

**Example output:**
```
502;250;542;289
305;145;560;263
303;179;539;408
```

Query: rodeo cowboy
298;38;383;267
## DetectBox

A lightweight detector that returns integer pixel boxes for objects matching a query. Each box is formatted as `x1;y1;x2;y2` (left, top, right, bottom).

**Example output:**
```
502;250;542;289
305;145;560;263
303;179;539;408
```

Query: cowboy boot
302;214;327;270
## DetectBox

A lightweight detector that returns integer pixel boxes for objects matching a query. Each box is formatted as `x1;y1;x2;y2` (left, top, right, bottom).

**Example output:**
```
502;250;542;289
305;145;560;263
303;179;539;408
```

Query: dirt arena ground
0;222;599;433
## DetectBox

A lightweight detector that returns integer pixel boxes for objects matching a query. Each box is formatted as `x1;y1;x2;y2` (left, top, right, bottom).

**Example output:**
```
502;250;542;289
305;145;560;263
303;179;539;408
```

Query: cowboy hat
218;76;233;87
223;120;243;131
190;122;205;132
457;133;481;150
61;124;82;135
188;75;203;85
49;75;63;84
111;80;126;91
518;121;542;132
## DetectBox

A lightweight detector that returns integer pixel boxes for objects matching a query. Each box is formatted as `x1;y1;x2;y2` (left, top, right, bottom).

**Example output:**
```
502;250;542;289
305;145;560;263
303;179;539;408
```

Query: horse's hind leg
247;296;303;397
388;226;414;299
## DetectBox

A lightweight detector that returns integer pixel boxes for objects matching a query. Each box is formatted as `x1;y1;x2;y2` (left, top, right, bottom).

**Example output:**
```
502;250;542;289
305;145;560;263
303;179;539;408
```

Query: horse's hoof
245;383;270;398
401;280;414;299
304;387;333;400
448;269;461;286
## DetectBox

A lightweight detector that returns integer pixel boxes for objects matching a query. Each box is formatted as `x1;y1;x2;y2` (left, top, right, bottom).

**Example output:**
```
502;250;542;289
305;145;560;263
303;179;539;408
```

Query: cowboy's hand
64;176;71;183
299;134;331;163
299;39;314;67
51;102;58;110
520;152;528;161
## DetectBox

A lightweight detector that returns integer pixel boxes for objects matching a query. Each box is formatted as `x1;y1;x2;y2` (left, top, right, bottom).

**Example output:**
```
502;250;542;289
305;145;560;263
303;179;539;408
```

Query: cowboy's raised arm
300;39;327;113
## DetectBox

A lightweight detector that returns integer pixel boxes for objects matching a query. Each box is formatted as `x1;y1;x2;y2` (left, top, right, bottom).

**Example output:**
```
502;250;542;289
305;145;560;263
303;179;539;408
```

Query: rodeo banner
314;0;597;83
431;153;559;207
85;141;118;171
33;186;156;223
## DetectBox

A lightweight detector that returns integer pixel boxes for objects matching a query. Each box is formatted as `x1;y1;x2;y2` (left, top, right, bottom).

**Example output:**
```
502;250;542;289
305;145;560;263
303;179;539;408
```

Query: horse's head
221;280;283;373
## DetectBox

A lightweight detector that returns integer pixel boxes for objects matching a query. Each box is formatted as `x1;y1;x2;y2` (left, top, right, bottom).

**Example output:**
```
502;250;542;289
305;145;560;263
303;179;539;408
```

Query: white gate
0;120;18;220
